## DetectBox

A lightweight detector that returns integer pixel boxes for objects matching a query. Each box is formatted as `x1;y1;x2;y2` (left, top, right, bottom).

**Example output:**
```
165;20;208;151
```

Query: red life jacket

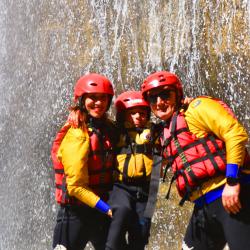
162;112;227;200
51;123;71;204
87;125;114;198
51;121;115;205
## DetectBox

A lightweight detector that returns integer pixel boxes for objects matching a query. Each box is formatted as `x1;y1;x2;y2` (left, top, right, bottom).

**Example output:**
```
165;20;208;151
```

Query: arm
186;97;248;213
58;127;112;216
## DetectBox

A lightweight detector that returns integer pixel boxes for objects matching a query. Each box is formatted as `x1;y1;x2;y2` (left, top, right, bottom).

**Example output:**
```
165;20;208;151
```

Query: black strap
178;170;192;206
122;154;132;182
162;162;172;182
61;175;68;204
55;169;64;174
168;112;194;204
116;144;152;154
165;172;177;199
121;131;134;182
88;124;110;185
144;153;162;218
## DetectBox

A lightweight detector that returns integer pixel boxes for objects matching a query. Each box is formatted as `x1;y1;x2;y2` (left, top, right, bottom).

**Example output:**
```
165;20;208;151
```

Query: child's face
124;107;148;128
84;93;109;118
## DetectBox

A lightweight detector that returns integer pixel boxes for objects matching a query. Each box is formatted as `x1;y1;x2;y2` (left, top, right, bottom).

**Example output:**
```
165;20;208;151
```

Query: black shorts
183;184;250;250
106;183;151;250
53;205;110;250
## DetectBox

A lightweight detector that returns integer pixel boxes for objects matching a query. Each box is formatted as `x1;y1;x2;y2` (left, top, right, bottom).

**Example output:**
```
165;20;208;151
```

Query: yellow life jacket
115;122;154;183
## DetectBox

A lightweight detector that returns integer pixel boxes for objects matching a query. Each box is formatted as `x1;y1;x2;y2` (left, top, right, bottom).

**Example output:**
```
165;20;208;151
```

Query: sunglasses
147;90;174;104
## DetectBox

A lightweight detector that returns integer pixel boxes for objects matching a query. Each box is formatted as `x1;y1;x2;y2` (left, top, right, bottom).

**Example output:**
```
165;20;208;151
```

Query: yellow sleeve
57;127;100;208
185;97;248;166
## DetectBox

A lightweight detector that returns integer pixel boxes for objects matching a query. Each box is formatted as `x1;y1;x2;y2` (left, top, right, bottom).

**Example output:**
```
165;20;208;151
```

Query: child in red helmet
105;91;159;250
52;73;117;250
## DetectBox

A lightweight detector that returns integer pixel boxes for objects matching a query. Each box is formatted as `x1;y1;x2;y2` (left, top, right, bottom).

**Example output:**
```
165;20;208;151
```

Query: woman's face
84;93;109;118
147;87;177;121
124;107;148;128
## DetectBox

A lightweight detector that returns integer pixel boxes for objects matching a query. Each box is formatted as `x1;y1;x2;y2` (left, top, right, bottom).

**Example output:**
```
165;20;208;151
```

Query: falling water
0;1;249;249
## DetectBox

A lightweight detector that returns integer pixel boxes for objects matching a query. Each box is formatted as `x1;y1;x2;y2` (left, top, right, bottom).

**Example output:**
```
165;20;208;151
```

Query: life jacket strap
116;144;153;155
55;169;64;174
162;162;171;182
144;152;162;219
165;172;177;199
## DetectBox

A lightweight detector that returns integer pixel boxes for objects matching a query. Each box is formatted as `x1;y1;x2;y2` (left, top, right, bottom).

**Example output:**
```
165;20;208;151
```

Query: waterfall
0;1;249;249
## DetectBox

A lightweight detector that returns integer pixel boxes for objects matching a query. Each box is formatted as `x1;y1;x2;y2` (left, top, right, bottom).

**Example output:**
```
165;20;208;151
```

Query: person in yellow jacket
105;91;155;250
141;71;250;250
52;73;117;250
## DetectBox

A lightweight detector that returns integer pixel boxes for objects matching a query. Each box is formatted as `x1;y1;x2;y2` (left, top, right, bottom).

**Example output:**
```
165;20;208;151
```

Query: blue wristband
226;163;239;178
95;199;110;214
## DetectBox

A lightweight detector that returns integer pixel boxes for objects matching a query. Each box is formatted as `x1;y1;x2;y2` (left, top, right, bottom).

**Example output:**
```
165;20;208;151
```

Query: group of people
51;71;250;250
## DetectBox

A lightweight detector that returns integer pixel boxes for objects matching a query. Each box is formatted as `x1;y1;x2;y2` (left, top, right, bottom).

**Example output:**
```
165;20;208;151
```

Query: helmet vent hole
159;78;166;82
123;98;130;102
90;83;98;86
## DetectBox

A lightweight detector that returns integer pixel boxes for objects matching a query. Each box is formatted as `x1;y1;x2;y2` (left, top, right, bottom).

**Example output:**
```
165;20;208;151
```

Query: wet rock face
0;1;249;249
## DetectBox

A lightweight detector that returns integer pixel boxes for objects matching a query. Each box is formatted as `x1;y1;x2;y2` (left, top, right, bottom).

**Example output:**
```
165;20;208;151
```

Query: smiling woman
84;93;110;118
52;73;117;250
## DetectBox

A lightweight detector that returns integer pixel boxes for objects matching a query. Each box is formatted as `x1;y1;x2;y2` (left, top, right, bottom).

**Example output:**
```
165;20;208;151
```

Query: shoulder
64;127;89;141
187;96;231;116
189;96;216;108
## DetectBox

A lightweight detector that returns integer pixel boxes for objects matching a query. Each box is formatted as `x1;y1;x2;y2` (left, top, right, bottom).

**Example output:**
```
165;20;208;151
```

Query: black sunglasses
148;90;173;104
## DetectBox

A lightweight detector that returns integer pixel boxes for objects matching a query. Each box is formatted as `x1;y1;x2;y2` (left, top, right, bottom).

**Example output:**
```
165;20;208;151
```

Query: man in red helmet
105;91;157;250
141;71;250;250
52;73;117;250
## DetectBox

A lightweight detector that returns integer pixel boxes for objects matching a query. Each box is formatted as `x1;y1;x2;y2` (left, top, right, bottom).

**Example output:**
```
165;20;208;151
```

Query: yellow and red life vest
162;112;227;198
51;123;71;204
87;125;114;198
51;121;115;205
115;125;154;183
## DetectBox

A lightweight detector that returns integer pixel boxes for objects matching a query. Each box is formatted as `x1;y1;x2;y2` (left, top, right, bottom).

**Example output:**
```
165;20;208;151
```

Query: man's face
147;87;177;121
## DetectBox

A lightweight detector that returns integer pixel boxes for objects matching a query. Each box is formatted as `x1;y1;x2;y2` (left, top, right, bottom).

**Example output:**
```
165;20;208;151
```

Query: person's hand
67;110;83;128
107;209;112;218
222;183;241;214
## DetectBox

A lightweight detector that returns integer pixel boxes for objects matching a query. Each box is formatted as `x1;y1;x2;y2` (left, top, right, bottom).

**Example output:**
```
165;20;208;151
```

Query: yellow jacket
57;126;100;208
115;122;153;182
184;97;248;200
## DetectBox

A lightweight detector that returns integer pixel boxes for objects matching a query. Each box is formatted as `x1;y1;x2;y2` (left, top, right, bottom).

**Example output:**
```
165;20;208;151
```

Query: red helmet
115;91;150;113
141;71;183;101
74;73;114;102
